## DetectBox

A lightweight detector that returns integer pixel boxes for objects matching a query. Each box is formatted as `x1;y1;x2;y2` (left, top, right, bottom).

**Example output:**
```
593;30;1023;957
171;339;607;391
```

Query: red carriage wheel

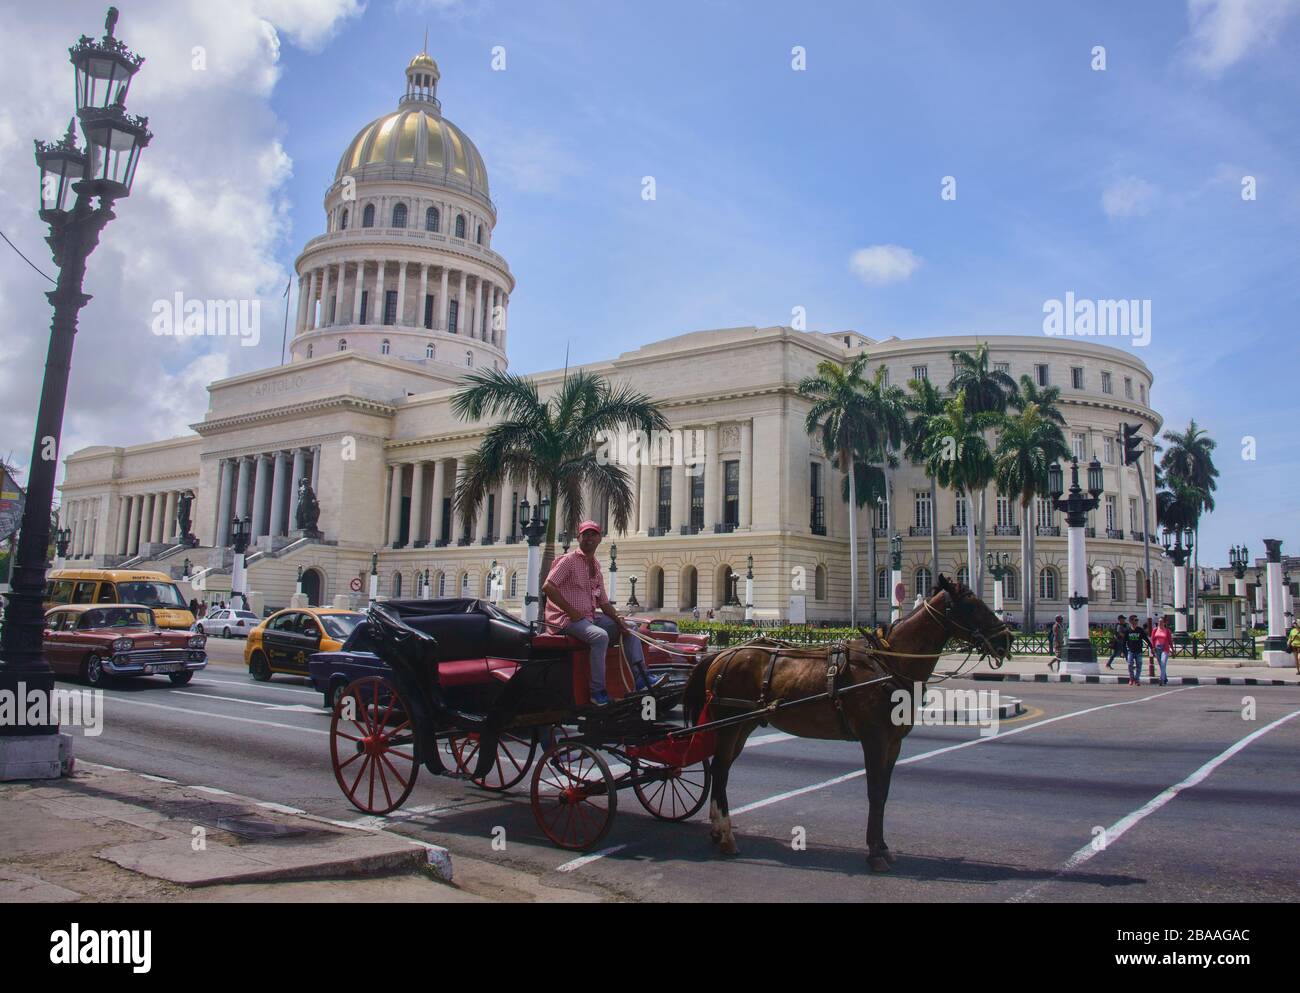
447;728;539;791
632;758;711;821
330;675;419;815
530;741;617;851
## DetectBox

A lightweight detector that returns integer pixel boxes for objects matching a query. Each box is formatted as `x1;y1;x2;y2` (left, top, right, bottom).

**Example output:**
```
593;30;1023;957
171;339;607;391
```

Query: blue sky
3;0;1297;565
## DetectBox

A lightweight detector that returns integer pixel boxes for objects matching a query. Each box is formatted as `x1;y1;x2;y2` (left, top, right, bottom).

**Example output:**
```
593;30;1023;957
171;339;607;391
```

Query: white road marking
139;774;176;784
556;845;628;872
192;786;235;797
169;690;284;708
263;704;328;714
102;695;330;735
1012;707;1300;902
732;686;1197;816
191;675;320;697
258;801;306;815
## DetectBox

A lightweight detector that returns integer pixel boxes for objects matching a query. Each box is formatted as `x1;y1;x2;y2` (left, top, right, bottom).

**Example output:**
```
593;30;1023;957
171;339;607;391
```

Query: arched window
391;572;403;598
1039;567;1058;601
454;214;466;239
340;208;349;230
361;204;375;228
337;338;347;352
814;565;827;601
1135;568;1146;604
648;566;664;609
381;339;391;355
679;565;698;610
392;203;407;228
509;572;518;598
425;206;439;232
425;343;435;359
476;224;483;245
913;567;932;599
1004;567;1018;601
1110;568;1125;602
877;568;889;600
436;571;446;597
306;343;313;358
956;565;969;588
459;572;469;596
466;351;473;368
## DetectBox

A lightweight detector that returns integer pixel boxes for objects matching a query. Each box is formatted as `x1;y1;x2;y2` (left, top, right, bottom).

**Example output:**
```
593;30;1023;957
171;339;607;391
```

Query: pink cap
577;520;602;535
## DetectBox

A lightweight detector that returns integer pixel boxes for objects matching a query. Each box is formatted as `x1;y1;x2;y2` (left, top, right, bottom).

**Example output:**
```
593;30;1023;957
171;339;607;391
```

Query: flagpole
279;275;291;365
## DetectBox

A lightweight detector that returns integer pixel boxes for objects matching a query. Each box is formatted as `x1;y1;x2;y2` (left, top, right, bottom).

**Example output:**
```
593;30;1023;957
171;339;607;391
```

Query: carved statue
295;477;321;532
176;491;195;545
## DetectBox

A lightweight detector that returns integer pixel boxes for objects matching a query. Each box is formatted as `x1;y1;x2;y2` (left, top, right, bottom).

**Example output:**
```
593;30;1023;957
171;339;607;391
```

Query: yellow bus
45;568;195;630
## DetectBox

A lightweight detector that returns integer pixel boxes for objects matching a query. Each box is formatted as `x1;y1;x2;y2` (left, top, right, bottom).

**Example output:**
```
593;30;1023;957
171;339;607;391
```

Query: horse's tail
683;651;716;725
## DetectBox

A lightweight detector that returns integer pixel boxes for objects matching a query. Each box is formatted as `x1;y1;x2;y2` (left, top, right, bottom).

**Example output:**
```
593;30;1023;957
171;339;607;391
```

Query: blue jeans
1126;647;1143;681
564;615;648;693
1155;648;1169;683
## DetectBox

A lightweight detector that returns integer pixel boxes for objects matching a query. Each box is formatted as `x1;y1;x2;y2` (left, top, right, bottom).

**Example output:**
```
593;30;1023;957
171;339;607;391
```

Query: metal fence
1172;638;1257;659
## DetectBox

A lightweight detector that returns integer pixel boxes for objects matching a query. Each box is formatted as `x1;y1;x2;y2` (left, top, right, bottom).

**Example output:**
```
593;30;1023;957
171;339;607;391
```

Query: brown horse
682;575;1012;871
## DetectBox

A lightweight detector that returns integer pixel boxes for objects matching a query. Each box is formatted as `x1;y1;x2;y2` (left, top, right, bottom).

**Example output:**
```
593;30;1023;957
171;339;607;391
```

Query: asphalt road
64;636;1300;902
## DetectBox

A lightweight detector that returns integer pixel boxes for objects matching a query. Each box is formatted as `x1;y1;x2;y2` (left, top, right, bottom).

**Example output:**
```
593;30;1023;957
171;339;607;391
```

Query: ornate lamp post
182;557;192;580
1252;569;1265;631
230;516;251;611
745;553;754;622
1048;457;1104;673
986;550;1011;621
1160;526;1194;646
607;542;618;604
1261;539;1289;667
1229;544;1249;621
422;567;432;600
0;7;150;764
54;528;72;565
889;533;903;623
870;494;884;628
626;576;640;610
294;564;304;598
519;497;549;624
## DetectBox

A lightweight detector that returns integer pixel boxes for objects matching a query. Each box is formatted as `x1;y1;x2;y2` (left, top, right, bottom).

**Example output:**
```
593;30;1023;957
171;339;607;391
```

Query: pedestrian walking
1144;616;1156;678
1123;614;1151;685
1288;618;1300;674
692;605;700;621
1105;614;1127;669
1048;615;1064;669
1150;617;1174;686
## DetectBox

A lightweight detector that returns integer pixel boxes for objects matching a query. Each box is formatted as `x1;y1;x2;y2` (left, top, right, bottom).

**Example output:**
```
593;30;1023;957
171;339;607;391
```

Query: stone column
251;455;272;537
501;293;509;348
311;446;321;491
477;279;489;340
295;275;309;332
215;461;233;546
288;448;306;530
417;264;429;329
374;260;386;325
164;490;178;543
269;451;289;536
429;459;446;544
307;269;320;330
739;419;753;529
116;493;131;555
409;460;426;546
126;495;141;555
387;464;404;546
703;424;719;530
439;268;450;330
151;491;165;543
1263;539;1289;667
234;456;253;522
639;459;656;533
395;260;407;327
457;270;468;334
352;261;366;324
670;457;687;532
321;264;334;327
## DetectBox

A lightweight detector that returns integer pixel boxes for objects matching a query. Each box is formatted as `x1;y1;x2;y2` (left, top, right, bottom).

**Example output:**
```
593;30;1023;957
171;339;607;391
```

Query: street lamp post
295;564;303;597
54;528;71;568
986;550;1011;621
422;567;432;600
368;551;379;607
1261;539;1289;668
519;497;549;625
1160;527;1194;646
626;576;640;610
1048;457;1104;674
888;533;904;623
230;516;250;612
1229;544;1249;621
745;554;754;622
870;495;883;628
1253;570;1265;631
607;543;618;604
0;7;150;765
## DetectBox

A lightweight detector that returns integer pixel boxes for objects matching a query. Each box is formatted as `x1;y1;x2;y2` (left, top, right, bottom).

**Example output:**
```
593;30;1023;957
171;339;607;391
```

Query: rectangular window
656;467;672;531
509;492;518;540
953;492;967;529
874;498;887;530
914;490;932;529
448;299;459;333
881;367;890;387
1105;495;1116;530
723;460;740;526
328;297;337;324
1072;432;1086;460
1124;377;1133;399
996;496;1013;528
809;463;824;533
359;290;369;323
1139;383;1146;404
486;494;495;539
383;290;398;326
912;364;928;382
1035;364;1049;387
690;473;704;530
1036;499;1056;529
1104;436;1115;464
1071;366;1084;389
424;294;434;330
440;497;451;543
1129;498;1138;532
994;361;1011;375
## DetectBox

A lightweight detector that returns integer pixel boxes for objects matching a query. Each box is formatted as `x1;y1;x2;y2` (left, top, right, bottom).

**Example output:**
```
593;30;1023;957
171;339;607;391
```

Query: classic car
43;604;208;686
625;616;709;666
308;622;387;709
45;569;196;630
245;607;365;682
194;607;259;639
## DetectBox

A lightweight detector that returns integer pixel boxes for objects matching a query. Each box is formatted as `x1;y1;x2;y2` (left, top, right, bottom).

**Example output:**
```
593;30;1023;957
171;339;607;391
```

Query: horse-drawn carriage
328;598;716;850
329;580;1012;864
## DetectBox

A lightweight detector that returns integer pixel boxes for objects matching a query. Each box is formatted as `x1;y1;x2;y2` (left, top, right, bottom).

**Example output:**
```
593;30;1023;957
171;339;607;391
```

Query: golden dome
407;52;438;72
335;109;490;201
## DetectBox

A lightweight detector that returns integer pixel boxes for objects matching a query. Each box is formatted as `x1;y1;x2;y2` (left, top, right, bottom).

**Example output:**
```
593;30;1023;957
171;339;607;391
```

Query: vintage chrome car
245;607;365;682
43;604;208;686
625;616;709;665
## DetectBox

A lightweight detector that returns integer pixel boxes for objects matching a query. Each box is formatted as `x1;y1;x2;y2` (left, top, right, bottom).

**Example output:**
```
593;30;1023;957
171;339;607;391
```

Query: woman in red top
1150;617;1174;686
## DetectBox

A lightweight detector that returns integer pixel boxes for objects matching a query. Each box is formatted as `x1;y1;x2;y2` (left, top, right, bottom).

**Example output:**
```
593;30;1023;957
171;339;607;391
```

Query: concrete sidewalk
0;762;600;903
941;651;1297;685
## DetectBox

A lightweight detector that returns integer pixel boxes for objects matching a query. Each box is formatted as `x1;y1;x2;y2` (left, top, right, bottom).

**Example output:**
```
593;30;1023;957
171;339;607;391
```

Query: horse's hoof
709;828;722;843
880;848;896;865
719;839;740;857
868;855;892;873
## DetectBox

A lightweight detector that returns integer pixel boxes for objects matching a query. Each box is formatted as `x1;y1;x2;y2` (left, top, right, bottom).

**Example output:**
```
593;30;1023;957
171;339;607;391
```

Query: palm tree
852;366;908;626
904;376;946;585
1159;420;1219;618
994;403;1070;631
799;356;904;627
948;343;1017;594
1007;374;1066;425
451;368;668;607
921;390;999;598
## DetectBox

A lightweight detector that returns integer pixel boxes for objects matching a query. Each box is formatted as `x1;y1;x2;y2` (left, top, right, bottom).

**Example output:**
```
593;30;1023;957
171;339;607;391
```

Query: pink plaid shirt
543;550;609;630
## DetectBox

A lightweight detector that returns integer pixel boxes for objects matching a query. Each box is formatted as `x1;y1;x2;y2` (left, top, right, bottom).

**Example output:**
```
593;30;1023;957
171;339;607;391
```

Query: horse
682;575;1012;871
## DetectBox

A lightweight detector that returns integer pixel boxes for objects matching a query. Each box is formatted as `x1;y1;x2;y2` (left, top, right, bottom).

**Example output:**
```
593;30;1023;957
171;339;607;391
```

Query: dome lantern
403;32;440;112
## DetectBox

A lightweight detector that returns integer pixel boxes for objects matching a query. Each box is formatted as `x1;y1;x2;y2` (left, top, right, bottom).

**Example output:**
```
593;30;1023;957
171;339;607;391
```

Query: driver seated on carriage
541;520;664;707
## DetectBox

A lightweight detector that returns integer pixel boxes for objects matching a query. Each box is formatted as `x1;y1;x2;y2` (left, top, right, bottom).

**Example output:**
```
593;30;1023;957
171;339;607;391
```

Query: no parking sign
350;577;363;592
894;582;906;604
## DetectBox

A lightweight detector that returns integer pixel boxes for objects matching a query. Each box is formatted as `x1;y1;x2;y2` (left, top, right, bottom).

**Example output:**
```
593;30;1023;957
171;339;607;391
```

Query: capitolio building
57;51;1171;624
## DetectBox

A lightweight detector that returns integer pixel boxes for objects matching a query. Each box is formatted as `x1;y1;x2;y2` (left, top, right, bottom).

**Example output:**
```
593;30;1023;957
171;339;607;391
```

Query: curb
970;673;1295;686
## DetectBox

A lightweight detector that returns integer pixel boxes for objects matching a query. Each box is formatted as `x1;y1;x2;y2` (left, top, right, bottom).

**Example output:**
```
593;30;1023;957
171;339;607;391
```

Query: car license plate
146;663;183;674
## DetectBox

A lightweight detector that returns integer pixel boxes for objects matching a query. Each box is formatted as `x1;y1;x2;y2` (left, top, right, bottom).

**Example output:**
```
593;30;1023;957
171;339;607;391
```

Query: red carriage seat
437;657;521;687
529;631;635;705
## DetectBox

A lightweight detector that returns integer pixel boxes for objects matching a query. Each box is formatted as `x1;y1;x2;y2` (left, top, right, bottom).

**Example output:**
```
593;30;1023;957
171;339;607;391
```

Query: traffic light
1121;423;1143;466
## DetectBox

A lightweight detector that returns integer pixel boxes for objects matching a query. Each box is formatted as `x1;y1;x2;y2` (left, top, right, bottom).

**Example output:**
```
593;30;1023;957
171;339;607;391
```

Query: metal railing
909;526;932;537
994;525;1019;536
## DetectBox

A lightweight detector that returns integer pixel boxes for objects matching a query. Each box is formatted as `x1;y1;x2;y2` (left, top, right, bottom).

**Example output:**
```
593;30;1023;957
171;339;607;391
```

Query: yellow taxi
45;569;195;630
244;607;365;682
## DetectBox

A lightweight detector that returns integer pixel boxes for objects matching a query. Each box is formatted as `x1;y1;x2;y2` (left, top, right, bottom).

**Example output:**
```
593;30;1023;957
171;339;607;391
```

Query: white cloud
0;0;361;489
1101;176;1160;218
848;245;922;286
1184;0;1300;76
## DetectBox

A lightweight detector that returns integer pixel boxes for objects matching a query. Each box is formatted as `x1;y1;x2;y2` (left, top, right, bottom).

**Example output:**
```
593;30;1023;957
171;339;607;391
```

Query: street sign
349;577;362;592
894;582;906;604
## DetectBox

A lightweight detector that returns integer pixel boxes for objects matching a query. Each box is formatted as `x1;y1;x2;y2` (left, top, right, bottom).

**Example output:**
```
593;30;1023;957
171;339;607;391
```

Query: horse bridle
922;588;1013;666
